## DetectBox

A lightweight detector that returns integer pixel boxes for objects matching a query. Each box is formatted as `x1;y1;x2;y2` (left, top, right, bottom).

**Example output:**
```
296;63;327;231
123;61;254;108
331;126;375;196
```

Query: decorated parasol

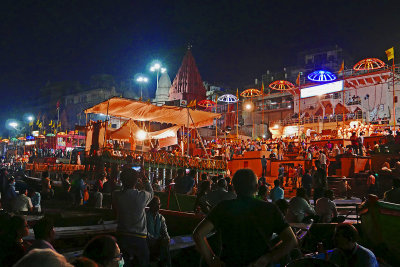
353;58;385;71
46;133;56;137
240;88;262;98
37;134;45;139
2;139;9;143
18;137;26;141
217;94;238;103
11;137;18;142
269;80;295;91
198;99;217;108
307;70;336;82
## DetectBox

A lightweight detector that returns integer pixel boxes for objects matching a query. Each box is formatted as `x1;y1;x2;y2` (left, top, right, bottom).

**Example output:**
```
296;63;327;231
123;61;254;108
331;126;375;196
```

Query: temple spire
168;48;206;103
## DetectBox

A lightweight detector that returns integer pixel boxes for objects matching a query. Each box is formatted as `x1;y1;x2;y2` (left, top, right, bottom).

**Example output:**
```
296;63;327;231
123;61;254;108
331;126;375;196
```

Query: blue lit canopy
307;70;336;82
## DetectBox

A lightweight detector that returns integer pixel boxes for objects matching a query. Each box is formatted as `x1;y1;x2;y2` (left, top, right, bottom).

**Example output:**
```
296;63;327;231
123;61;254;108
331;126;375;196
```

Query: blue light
307;70;336;82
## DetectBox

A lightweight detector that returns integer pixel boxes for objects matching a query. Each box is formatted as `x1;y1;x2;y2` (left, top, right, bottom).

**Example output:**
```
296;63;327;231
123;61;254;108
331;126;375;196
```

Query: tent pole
103;100;110;150
188;110;210;159
187;108;190;156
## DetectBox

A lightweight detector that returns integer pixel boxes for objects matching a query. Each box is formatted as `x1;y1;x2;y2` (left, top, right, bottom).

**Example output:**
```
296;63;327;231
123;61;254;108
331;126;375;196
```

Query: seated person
28;188;41;213
29;217;56;251
200;179;236;208
275;199;289;216
83;235;123;267
384;177;400;204
12;188;33;213
286;188;315;223
315;190;338;223
13;248;73;267
329;223;378;267
146;196;171;267
270;179;284;202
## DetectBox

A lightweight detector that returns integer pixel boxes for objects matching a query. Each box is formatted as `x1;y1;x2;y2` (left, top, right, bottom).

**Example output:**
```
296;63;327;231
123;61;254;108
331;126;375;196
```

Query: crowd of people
1;138;400;267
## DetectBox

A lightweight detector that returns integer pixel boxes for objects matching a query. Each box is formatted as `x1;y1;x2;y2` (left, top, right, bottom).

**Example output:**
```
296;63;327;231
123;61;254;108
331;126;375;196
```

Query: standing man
113;167;154;267
261;155;267;178
358;132;364;156
193;169;297;267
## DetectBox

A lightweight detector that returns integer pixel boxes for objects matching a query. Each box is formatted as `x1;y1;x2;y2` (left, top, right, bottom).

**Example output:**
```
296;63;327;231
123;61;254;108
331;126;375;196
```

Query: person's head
42;171;49;178
13;249;74;267
71;257;99;267
232;169;257;197
120;168;139;189
324;189;334;200
273;179;280;187
296;188;307;199
393;178;400;188
20;188;28;196
148;196;161;213
33;217;55;242
177;169;185;177
199;180;211;195
334;223;359;251
262;155;265;158
217;178;227;189
275;199;289;215
83;235;122;267
10;215;29;240
257;184;268;197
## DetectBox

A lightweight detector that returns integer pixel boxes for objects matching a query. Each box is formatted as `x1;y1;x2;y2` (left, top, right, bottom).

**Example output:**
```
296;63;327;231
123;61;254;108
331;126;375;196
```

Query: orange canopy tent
85;97;221;128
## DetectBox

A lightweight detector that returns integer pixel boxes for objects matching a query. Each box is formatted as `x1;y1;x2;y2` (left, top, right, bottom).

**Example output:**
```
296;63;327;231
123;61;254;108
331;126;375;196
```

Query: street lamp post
150;62;166;91
136;76;148;99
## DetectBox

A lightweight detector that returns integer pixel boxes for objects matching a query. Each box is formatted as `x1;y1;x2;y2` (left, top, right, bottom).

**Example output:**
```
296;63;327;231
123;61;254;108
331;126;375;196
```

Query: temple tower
169;48;207;103
154;72;171;105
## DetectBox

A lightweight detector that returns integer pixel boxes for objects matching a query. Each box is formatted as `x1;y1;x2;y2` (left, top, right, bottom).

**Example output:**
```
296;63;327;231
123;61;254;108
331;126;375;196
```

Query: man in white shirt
113;167;153;266
318;150;327;170
315;190;338;223
12;188;33;212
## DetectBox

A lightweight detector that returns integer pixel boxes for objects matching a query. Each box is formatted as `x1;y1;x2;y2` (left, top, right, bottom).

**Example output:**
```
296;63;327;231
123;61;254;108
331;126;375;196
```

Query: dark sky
1;0;400;120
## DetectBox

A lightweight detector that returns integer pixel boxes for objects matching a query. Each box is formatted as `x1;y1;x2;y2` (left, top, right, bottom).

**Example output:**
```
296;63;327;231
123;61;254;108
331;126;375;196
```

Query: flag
236;88;239;98
338;61;344;73
296;73;300;85
36;119;40;126
187;99;196;108
43;130;46;135
38;122;42;128
28;121;33;126
57;121;61;128
386;47;394;61
49;120;53;126
56;100;60;109
261;82;265;93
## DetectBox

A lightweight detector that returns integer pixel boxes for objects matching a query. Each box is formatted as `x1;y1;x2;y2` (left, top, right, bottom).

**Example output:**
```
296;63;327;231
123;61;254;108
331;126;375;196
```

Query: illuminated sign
300;80;343;98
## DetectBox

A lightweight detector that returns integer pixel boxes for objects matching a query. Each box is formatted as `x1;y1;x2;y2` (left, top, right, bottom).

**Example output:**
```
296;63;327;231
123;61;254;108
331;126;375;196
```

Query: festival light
307;70;336;82
244;102;254;111
136;129;147;141
27;116;33;122
9;122;18;128
353;58;385;71
269;80;295;91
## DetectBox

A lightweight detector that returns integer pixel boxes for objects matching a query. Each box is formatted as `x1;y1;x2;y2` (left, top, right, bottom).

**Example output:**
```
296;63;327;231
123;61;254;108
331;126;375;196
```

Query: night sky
1;0;400;128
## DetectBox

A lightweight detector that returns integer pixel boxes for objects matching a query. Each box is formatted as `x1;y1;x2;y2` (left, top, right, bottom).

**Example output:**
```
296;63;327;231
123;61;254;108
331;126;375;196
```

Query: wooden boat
358;195;400;264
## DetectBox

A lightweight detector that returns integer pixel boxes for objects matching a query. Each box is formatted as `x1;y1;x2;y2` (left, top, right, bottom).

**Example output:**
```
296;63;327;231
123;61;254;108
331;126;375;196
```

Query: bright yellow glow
273;124;279;129
136;129;147;141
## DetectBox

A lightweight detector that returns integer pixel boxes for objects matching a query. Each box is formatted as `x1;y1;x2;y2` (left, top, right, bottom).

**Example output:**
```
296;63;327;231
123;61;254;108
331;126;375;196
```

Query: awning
109;120;180;141
85;97;221;128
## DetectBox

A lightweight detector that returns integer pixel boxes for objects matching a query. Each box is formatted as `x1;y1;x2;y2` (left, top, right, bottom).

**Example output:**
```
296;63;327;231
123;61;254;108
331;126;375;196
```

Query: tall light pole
136;75;148;99
150;61;166;91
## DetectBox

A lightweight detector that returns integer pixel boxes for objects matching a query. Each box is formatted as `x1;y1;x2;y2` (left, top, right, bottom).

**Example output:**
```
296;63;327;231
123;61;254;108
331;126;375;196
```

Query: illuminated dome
218;94;238;103
307;70;336;82
353;58;385;71
240;88;262;98
198;99;216;108
269;80;295;91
